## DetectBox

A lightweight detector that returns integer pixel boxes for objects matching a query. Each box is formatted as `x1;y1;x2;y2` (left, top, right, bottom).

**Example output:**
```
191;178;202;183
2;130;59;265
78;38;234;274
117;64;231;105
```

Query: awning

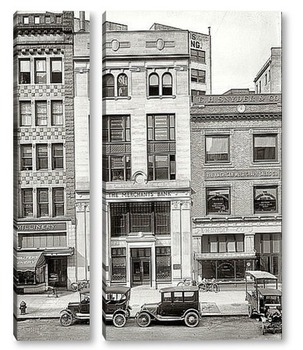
14;251;46;272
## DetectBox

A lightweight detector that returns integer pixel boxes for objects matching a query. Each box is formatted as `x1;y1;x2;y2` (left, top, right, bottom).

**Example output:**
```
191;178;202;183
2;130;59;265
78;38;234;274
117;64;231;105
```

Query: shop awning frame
14;251;46;272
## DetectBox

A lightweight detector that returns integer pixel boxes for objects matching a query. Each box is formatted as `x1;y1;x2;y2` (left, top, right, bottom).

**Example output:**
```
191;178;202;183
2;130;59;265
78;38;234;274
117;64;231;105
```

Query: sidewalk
15;286;248;320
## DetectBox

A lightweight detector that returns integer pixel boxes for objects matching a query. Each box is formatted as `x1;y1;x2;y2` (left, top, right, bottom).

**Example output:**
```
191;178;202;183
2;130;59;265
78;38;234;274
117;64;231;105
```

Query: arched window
149;73;159;96
117;73;128;97
162;73;173;95
103;73;114;97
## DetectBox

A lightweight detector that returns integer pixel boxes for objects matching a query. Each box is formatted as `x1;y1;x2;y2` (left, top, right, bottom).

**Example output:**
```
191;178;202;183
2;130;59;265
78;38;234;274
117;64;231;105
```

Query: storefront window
254;186;278;213
156;247;171;282
111;248;126;283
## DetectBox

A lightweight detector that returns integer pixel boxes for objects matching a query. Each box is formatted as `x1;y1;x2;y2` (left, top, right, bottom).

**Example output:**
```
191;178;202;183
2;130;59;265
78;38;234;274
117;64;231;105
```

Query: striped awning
14;251;46;272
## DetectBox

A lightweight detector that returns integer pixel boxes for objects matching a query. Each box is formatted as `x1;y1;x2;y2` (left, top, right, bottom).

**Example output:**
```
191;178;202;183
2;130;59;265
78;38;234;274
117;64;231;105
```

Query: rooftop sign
192;94;281;105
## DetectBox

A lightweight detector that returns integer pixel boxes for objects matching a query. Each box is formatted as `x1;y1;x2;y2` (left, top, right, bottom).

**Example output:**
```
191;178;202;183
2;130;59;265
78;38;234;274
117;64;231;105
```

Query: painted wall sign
192;94;282;105
16;222;67;232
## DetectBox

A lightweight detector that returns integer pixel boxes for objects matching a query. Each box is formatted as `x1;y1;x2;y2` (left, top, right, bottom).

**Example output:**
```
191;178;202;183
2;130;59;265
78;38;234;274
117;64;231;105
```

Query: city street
104;316;282;341
15;319;90;341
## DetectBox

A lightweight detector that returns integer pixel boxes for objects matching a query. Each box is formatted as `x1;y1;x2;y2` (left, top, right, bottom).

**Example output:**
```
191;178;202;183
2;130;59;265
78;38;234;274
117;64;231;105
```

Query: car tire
60;312;73;327
70;283;78;292
199;283;207;292
136;312;151;327
248;305;253;318
184;311;200;328
213;284;219;293
113;313;127;328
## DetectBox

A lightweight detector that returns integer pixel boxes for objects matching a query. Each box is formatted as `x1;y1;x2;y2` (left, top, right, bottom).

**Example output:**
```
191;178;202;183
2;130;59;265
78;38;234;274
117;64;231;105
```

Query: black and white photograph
102;10;282;341
13;11;90;341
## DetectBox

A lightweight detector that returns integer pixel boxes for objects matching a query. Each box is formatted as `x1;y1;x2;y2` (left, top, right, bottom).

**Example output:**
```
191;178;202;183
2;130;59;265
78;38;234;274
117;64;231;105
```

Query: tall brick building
102;20;211;287
190;92;282;282
13;11;90;292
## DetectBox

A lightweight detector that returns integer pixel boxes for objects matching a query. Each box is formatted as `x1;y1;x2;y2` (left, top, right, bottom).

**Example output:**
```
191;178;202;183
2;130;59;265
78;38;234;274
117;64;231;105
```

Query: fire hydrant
19;301;27;315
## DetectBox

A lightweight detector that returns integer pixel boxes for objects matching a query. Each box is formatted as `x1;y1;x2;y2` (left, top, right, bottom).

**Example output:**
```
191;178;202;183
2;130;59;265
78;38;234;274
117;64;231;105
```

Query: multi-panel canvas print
102;11;282;341
13;11;90;341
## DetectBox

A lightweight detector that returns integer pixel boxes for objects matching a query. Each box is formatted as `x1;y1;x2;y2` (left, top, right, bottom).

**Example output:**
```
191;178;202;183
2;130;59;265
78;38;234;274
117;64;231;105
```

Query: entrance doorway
47;257;67;288
130;248;151;286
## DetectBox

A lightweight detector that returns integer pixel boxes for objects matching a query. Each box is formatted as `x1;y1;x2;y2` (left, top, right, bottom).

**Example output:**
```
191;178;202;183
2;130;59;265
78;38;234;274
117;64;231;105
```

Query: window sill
102;96;131;101
147;95;176;100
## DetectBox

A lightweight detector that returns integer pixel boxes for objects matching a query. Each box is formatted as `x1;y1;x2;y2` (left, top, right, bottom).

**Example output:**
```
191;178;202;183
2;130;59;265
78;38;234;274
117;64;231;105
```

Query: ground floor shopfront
14;220;79;293
192;218;282;282
103;185;193;288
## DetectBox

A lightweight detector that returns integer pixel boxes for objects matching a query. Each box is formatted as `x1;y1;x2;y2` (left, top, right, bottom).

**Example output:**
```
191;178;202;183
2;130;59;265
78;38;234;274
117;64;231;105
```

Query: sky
105;11;281;94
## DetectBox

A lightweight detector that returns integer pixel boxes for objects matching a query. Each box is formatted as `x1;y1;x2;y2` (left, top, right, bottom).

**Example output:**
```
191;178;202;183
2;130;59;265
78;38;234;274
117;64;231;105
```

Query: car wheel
113;313;127;328
70;283;78;292
213;284;219;293
184;311;200;328
199;283;207;292
60;312;73;327
136;312;151;327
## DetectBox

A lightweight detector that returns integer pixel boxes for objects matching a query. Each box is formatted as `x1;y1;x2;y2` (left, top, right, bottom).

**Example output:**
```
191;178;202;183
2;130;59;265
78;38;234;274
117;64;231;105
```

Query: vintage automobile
245;270;282;323
102;285;131;328
59;288;90;327
261;305;282;334
135;286;202;328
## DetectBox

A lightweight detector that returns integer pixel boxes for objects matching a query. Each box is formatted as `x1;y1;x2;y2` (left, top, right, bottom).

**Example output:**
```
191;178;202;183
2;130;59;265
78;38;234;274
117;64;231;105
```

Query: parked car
261;305;282;335
102;285;131;328
245;270;282;322
59;288;90;327
136;286;202;328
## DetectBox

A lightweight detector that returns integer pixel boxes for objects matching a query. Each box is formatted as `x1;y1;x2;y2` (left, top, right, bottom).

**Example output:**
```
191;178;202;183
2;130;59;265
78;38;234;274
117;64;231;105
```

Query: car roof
258;288;282;296
246;270;278;280
104;285;131;294
160;286;199;293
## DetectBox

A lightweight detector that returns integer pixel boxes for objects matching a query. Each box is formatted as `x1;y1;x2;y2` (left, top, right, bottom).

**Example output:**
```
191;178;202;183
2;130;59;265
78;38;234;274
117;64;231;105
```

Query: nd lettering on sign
190;32;204;51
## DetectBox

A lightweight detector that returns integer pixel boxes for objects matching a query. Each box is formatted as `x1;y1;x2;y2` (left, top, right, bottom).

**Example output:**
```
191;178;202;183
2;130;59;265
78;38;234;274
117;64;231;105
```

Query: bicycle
198;278;220;293
177;277;197;287
71;279;90;292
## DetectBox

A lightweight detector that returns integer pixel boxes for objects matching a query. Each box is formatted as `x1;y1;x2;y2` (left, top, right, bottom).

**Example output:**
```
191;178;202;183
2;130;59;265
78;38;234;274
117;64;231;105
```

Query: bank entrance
130;248;151;286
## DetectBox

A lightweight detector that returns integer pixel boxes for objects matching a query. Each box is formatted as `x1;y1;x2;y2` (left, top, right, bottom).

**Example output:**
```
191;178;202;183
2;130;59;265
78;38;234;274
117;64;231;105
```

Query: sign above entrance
107;189;191;199
16;222;67;232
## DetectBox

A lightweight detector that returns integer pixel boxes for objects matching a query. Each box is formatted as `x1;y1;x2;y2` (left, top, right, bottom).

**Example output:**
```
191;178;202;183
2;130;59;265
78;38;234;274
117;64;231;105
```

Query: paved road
15;318;90;341
104;316;282;341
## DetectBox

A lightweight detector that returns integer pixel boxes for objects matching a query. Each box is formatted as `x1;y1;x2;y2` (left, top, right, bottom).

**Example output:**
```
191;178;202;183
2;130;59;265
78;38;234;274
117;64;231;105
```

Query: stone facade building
13;11;90;292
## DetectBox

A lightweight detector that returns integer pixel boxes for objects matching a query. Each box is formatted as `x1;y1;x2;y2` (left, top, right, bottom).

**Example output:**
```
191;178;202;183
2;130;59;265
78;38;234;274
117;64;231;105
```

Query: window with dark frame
37;188;49;217
111;248;126;283
254;186;278;213
20;101;32;126
148;73;159;96
50;58;62;83
52;144;64;169
21;188;33;217
36;144;48;170
253;134;277;162
156;246;171;281
190;49;206;63
19;232;67;249
202;235;244;253
19;59;31;84
35;59;47;84
147;114;176;181
191;68;206;83
206;187;230;215
52;188;64;217
117;73;128;97
205;135;230;163
110;202;171;237
35;101;47;126
103;115;131;182
162;73;173;95
103;73;114;97
51;100;63;126
21;144;32;171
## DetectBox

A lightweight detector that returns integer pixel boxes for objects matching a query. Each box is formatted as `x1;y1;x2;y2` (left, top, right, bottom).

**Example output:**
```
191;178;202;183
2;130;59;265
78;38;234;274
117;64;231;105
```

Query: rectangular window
110;202;171;237
36;144;48;170
37;188;49;217
52;144;64;169
203;235;244;253
206;135;230;163
103;116;131;182
20;101;32;126
156;247;171;282
254;186;278;213
253;134;277;162
21;188;33;217
21;145;32;171
111;248;126;283
51;101;63;125
191;69;206;83
190;49;206;63
206;188;230;215
147;114;175;181
34;16;40;24
53;188;64;217
35;101;47;126
50;58;62;83
19;233;66;249
35;59;47;84
19;59;31;84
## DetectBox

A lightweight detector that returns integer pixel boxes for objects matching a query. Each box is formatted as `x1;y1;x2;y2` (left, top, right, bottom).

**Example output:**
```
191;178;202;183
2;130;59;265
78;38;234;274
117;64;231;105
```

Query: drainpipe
208;26;212;94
